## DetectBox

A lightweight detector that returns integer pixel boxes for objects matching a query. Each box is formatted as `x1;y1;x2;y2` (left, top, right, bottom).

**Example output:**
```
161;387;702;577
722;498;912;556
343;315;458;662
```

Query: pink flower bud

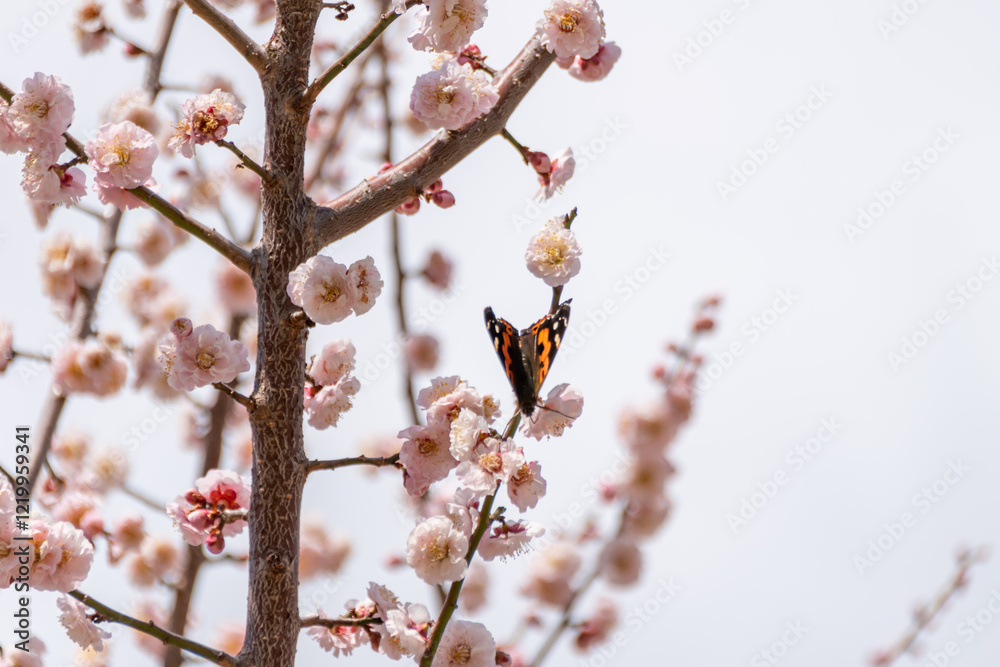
184;489;205;504
171;317;193;338
527;151;551;174
187;508;215;531
396;197;421;216
424;178;444;194
431;190;455;209
378;162;393;173
205;533;225;554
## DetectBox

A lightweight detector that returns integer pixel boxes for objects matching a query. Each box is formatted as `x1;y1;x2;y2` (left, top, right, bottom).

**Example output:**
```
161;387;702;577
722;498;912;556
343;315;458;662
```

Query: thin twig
301;615;383;628
300;0;421;108
501;128;529;164
181;0;269;74
216;139;273;184
306;453;400;473
69;590;238;666
127;186;252;273
11;349;51;363
120;483;166;512
212;382;254;410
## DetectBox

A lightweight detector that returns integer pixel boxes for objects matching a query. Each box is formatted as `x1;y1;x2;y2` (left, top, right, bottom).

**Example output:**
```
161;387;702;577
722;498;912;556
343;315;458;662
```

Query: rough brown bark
239;2;319;665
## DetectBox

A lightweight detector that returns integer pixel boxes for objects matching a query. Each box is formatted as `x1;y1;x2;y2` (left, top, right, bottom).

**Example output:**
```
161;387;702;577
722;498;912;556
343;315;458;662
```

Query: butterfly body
484;300;571;418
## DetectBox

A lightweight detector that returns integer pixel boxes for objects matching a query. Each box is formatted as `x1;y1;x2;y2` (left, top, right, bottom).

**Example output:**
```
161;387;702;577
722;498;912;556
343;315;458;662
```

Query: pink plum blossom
432;620;496;667
524;217;582;287
168;90;246;158
422;249;453;290
406;515;469;585
598;537;642;585
574;598;618;651
536;147;575;199
21;140;86;205
346;256;383;315
0;102;30;154
309;338;356;386
477;519;544;561
86;120;158;189
410;60;498;131
506;460;547;511
408;0;488;53
566;41;621;81
307;602;371;657
156;318;251;391
404;334;440;372
536;0;605;60
522;383;583;439
456;438;522;497
58;595;111;651
51;338;129;397
304;376;360;429
28;519;94;592
8;72;75;149
399;423;458;496
287;255;352;324
166;469;250;553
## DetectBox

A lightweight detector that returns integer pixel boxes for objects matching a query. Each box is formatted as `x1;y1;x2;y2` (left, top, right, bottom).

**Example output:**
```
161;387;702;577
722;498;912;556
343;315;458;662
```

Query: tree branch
70;590;238;666
300;615;382;628
306;453;400;473
181;0;269;74
299;0;419;108
128;186;252;274
311;35;556;252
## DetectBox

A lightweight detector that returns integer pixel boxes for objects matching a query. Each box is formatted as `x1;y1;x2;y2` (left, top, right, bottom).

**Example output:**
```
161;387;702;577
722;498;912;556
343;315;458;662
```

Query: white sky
2;0;1000;666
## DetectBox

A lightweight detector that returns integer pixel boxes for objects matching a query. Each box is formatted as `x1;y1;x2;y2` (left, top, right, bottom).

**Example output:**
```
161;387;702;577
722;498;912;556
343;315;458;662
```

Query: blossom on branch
408;0;489;54
405;514;469;585
535;147;575;200
156;317;250;392
410;60;498;131
7;72;75;150
86;120;158;189
536;0;605;60
522;383;583;439
524;216;582;287
432;620;496;667
51;338;129;397
57;595;111;651
561;41;621;82
288;255;383;324
166;469;250;554
168;89;246;158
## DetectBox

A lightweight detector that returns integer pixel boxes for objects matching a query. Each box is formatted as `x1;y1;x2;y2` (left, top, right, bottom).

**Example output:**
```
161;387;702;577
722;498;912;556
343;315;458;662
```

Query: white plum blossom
8;72;75;149
346;256;383;315
406;515;470;585
304;376;360;430
410;60;498;131
408;0;488;53
449;407;488;461
309;338;356;386
477;520;544;561
536;0;605;60
399;423;458;496
524;217;582;287
536;147;575;199
86;120;158;189
455;437;521;498
287;255;353;324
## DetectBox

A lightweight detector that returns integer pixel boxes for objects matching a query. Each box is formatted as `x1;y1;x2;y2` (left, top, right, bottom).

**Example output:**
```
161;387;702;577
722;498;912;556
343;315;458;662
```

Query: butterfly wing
523;299;571;398
484;307;536;415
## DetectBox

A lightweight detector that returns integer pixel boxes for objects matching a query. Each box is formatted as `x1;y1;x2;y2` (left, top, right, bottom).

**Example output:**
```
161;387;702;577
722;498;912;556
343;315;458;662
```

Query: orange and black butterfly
484;300;571;418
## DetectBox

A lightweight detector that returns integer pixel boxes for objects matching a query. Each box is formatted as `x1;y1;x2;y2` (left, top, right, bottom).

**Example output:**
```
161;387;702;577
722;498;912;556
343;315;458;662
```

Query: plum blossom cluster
166;469;250;554
527;147;575;200
85;120;159;210
409;59;498;131
167;89;246;158
1;477;94;593
408;0;488;53
524;214;583;287
51;335;129;397
536;0;606;60
57;595;111;652
1;73;86;206
156;317;251;392
287;255;383;325
307;581;498;665
388;165;456;216
38;230;102;318
305;339;361;430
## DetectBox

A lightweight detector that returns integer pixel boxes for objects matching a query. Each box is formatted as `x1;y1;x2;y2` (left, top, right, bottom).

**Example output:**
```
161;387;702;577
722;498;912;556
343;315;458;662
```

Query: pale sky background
2;0;1000;666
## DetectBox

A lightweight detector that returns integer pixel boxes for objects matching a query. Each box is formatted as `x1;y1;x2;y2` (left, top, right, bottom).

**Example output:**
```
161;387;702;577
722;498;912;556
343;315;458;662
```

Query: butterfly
484;299;572;418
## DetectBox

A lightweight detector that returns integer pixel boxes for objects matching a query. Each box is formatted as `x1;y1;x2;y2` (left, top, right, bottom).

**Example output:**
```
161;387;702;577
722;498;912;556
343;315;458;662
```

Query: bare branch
128;186;253;274
182;0;269;74
301;615;382;628
69;590;238;667
306;453;400;473
311;36;556;252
